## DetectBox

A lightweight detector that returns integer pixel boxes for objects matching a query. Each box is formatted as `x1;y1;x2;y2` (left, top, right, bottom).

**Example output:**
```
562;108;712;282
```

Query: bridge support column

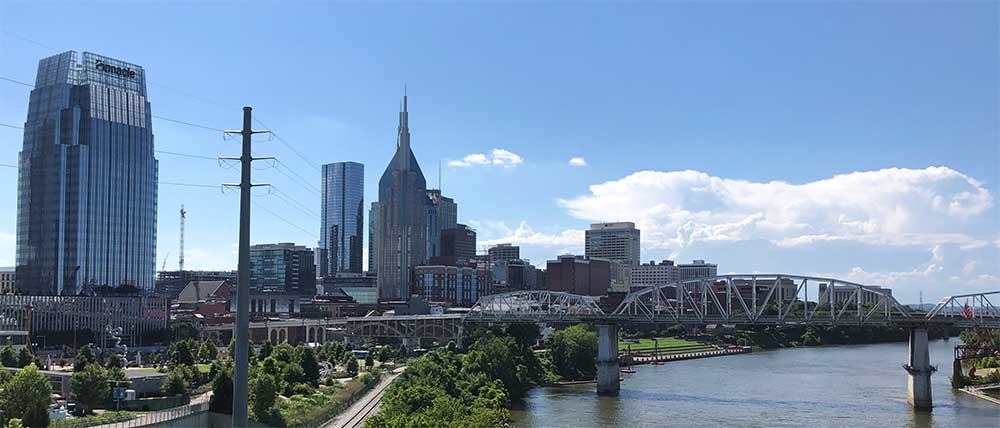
904;327;935;411
596;324;619;395
402;337;414;351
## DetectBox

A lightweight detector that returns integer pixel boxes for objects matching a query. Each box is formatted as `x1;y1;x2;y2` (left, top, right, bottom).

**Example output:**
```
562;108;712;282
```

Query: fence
54;401;209;428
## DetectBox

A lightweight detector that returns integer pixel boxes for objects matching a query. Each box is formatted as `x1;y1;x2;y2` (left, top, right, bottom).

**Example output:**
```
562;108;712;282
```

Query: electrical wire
252;200;319;239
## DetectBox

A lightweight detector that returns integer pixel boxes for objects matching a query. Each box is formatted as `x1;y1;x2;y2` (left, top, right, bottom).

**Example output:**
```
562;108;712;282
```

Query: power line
0;76;32;87
253;117;321;172
252;200;318;239
1;76;225;133
154;150;218;161
1;123;23;130
160;181;221;189
0;163;17;169
269;185;320;219
272;158;321;194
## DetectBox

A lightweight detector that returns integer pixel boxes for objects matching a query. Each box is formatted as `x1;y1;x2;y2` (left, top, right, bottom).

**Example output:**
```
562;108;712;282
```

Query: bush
161;368;188;396
209;364;233;414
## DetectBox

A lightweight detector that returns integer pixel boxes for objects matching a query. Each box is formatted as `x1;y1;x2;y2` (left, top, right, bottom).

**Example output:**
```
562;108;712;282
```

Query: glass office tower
16;51;158;294
375;95;432;301
320;161;364;276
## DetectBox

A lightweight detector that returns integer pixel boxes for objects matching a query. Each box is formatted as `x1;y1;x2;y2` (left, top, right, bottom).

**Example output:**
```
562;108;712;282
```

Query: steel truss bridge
460;274;999;407
465;274;1000;329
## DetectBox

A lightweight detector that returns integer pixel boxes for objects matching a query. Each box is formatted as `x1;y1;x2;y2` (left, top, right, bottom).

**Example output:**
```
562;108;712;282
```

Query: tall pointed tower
375;95;430;301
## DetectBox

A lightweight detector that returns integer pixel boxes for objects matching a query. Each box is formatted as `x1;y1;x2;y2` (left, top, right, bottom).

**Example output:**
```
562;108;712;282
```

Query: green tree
169;340;196;367
209;364;234;414
16;347;33;368
4;418;24;428
547;324;597;381
464;336;530;399
0;343;16;367
250;372;278;421
74;344;96;371
346;357;359;376
259;340;274;360
171;322;199;341
364;351;375;370
1;365;52;426
198;340;218;362
299;346;320;386
70;364;111;413
161;368;188;396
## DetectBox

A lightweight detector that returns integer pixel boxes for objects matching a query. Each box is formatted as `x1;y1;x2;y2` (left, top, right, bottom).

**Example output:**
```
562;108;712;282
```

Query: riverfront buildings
631;259;682;287
0;294;168;347
679;259;718;280
545;255;612;297
374;96;432;301
585;222;641;266
319;161;365;276
488;243;520;264
16;51;158;294
248;243;316;294
441;224;477;260
414;264;482;306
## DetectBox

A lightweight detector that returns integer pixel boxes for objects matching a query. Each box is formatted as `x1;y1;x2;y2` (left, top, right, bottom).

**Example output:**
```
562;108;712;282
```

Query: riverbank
513;340;999;428
625;346;749;365
959;384;1000;406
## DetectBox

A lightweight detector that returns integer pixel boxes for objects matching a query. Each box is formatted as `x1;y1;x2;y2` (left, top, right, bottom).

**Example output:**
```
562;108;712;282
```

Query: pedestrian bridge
463;274;999;410
466;274;1000;329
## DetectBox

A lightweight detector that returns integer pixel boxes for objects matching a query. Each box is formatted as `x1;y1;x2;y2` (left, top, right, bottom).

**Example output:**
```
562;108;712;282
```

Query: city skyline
0;2;997;302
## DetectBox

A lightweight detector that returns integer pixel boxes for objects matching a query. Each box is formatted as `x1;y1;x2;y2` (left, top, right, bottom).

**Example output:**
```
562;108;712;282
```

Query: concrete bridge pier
596;324;620;395
904;327;935;410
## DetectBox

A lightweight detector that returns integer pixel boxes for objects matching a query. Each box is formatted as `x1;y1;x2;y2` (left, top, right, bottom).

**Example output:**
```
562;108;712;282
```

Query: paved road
322;371;403;428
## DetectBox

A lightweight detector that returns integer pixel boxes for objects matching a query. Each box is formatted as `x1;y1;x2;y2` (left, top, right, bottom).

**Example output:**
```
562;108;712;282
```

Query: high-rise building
585;222;640;266
16;51;158;294
487;243;520;264
368;201;381;273
414;264;482;306
678;259;718;280
249;243;316;294
427;189;457;230
441;224;476;259
375;95;432;301
320;162;364;276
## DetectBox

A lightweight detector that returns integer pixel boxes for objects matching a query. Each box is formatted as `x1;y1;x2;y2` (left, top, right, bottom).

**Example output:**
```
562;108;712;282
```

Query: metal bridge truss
926;291;1000;328
466;290;606;322
613;274;914;326
342;314;464;340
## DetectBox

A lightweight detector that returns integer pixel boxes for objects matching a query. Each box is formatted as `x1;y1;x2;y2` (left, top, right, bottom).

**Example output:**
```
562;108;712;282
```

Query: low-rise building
413;264;483;306
631;259;681;288
678;259;718;280
0;268;14;295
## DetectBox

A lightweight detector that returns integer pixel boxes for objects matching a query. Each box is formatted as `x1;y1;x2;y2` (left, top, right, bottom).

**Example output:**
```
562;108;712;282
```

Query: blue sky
0;2;996;302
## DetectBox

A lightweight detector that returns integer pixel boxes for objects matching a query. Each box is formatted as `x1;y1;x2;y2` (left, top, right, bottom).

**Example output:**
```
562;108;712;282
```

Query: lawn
618;337;713;353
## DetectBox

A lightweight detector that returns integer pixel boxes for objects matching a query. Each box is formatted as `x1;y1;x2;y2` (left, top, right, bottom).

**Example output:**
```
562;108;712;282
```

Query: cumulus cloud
569;157;587;167
558;167;993;251
449;148;523;167
470;220;584;251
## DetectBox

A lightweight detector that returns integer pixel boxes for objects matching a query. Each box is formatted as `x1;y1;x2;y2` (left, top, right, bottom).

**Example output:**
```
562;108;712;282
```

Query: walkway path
321;370;403;428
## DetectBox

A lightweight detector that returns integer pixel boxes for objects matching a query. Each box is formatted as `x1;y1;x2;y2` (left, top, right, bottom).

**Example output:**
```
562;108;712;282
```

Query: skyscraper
16;51;158;294
368;201;381;274
320;162;364;276
375;95;431;301
426;189;457;259
585;222;641;266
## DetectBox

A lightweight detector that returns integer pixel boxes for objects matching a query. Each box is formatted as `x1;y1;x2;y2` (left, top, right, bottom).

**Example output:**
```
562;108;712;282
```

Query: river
511;339;999;427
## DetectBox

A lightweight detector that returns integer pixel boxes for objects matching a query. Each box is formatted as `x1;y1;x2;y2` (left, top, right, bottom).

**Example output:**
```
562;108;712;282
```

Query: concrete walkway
321;371;403;428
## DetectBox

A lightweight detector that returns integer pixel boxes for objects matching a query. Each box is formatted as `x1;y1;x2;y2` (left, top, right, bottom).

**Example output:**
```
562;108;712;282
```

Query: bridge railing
612;274;913;325
466;290;605;322
925;291;1000;327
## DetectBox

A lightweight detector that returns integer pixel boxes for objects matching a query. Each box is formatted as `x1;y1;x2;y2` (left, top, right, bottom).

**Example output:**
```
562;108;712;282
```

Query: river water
511;339;999;428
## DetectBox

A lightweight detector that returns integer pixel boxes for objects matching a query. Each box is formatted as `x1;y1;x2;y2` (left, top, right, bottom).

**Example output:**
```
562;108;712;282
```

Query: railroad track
336;373;400;428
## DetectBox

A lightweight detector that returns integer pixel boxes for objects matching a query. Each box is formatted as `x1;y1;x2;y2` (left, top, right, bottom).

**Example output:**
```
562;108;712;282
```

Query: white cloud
472;220;584;251
569;157;587;167
449;148;523;167
558;167;993;251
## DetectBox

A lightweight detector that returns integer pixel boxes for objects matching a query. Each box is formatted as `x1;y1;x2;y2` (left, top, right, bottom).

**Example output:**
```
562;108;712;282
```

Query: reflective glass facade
320;162;364;276
16;51;158;294
249;243;316;294
375;96;432;301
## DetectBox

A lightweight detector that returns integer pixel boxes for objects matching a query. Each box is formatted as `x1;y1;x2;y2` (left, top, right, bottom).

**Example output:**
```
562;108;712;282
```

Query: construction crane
161;252;170;271
179;205;186;272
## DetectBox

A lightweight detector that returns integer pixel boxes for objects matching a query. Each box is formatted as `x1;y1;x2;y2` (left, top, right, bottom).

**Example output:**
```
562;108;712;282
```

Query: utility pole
179;205;186;272
223;107;270;428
